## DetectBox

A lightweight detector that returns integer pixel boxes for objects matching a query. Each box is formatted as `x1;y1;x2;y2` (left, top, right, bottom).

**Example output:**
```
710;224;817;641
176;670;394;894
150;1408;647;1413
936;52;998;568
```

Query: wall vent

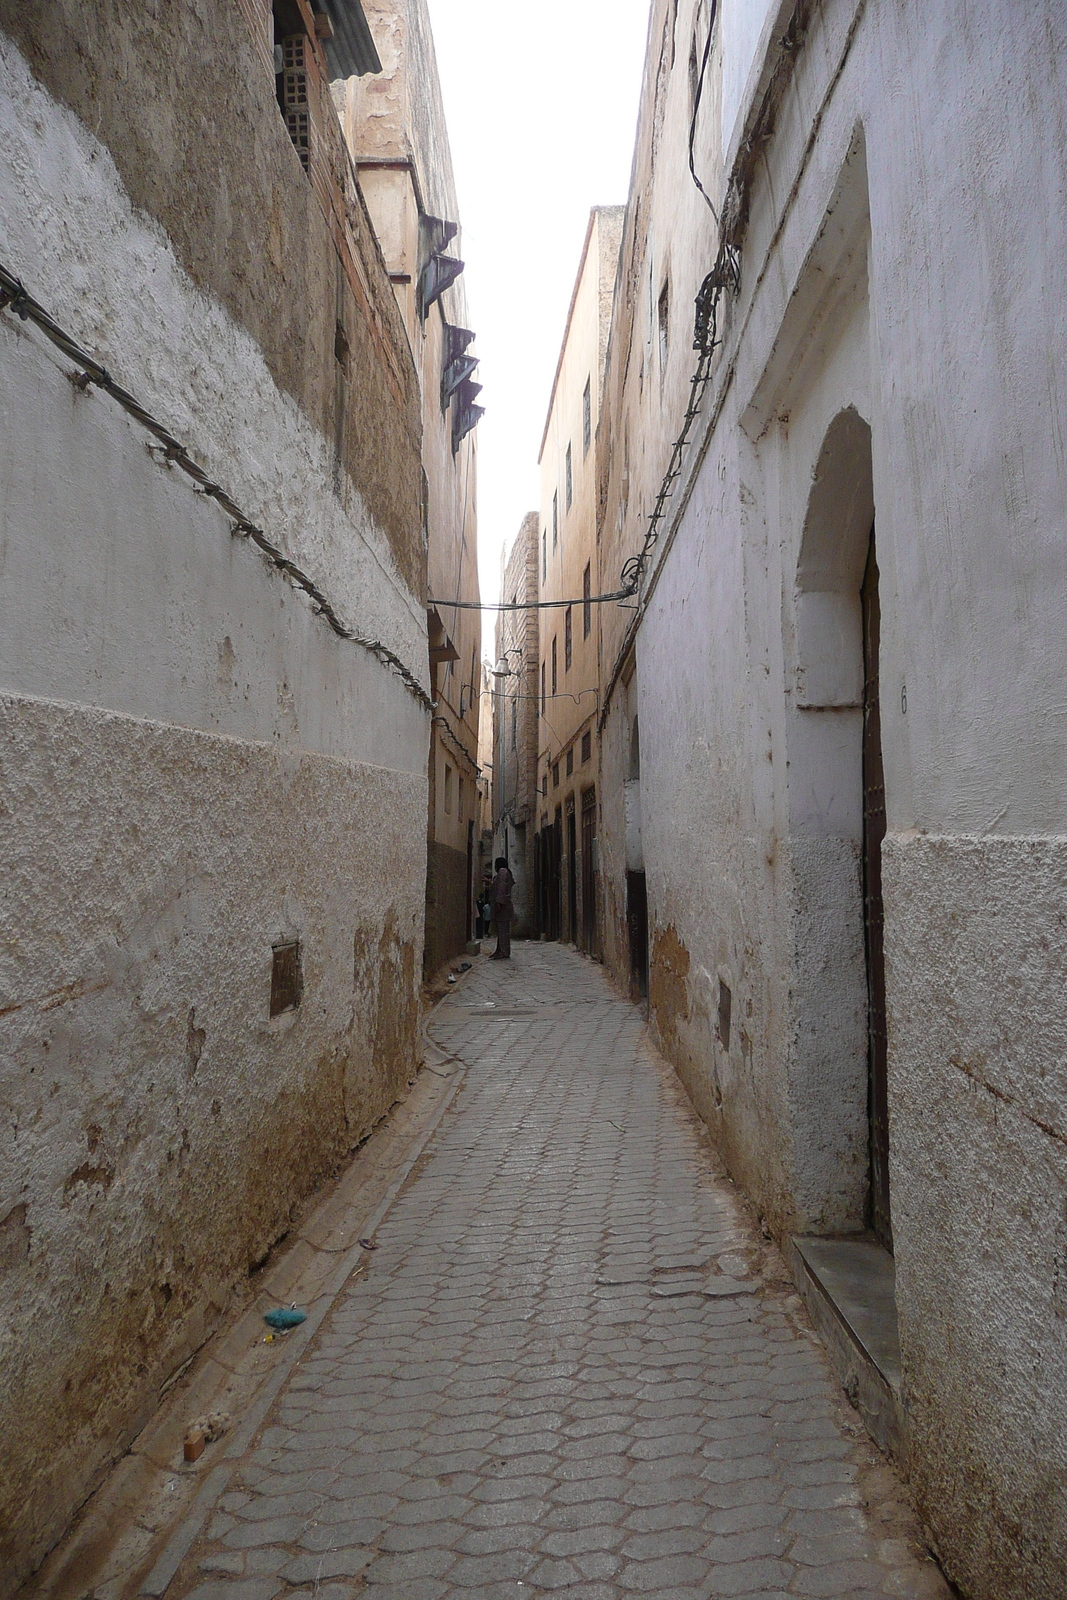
270;940;304;1017
718;979;732;1052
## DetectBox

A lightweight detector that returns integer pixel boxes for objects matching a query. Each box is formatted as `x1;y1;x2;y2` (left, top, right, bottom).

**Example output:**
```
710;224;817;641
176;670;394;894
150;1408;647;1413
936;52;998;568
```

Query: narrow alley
155;947;947;1600
4;5;1067;1595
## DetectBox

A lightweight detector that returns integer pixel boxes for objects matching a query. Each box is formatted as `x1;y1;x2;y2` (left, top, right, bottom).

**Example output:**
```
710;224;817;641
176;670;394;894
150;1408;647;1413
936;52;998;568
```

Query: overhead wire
466;4;738;630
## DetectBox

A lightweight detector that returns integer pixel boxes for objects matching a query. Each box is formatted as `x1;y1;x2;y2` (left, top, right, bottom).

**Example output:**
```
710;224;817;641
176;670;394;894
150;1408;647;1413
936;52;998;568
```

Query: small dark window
553;760;560;788
542;773;548;797
658;278;670;372
511;699;517;750
541;660;546;714
552;636;557;696
582;730;591;764
583;563;592;638
583;377;592;457
566;747;574;777
718;979;732;1052
565;606;573;672
565;444;573;511
552;491;558;549
270;940;303;1017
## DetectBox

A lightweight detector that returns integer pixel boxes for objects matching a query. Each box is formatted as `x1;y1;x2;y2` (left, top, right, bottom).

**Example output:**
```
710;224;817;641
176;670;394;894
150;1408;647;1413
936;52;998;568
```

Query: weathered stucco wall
883;835;1067;1587
0;0;425;601
0;699;424;1589
0;12;429;1589
424;838;470;975
596;0;1067;1595
340;0;482;971
495;512;540;936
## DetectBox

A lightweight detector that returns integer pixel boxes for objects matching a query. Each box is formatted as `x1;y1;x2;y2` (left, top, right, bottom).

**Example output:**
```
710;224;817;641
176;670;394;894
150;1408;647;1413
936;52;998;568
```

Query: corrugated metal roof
320;0;382;77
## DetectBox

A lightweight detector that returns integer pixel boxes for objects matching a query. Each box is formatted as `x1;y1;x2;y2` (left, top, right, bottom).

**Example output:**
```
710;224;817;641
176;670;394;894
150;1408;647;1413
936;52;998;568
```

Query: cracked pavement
169;943;949;1600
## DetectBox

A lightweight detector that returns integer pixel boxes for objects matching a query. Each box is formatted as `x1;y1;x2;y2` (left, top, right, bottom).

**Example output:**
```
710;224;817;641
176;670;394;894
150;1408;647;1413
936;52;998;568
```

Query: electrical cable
618;0;740;607
688;0;721;222
0;261;433;712
447;589;629;613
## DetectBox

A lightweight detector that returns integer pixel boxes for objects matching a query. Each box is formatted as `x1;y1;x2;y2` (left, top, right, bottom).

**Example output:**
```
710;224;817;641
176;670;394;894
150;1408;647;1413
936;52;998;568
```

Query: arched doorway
790;406;890;1244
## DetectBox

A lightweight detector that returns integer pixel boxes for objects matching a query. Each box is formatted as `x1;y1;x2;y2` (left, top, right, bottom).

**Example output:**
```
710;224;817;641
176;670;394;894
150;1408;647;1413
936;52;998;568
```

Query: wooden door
581;788;596;954
566;804;577;943
862;530;892;1251
465;821;474;941
627;870;648;999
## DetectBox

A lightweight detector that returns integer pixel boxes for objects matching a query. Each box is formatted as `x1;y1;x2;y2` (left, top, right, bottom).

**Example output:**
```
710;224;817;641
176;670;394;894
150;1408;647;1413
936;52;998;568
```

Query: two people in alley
489;856;515;959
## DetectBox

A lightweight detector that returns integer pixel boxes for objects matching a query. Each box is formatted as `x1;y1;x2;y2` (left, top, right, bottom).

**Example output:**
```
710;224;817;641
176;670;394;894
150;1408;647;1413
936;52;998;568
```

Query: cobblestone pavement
171;943;949;1600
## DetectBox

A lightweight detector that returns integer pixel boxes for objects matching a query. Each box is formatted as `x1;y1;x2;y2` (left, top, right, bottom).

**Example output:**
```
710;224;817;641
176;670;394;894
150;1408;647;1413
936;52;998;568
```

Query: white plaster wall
0;323;427;771
599;0;1067;1592
0;35;428;691
720;0;777;160
0;696;425;1590
0;30;429;1591
883;834;1067;1587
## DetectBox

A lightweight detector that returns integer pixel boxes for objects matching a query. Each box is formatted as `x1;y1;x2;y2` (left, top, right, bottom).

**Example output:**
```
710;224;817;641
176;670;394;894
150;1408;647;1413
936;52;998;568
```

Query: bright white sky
425;0;652;654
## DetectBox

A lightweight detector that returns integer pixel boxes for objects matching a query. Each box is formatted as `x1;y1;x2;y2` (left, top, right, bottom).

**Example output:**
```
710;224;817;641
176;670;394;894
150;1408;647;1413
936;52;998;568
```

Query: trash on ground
263;1306;307;1330
358;1237;378;1251
184;1411;232;1461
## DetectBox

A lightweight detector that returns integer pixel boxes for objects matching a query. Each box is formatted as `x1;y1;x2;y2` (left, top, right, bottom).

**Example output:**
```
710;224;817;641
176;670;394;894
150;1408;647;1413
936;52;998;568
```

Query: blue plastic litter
263;1307;307;1330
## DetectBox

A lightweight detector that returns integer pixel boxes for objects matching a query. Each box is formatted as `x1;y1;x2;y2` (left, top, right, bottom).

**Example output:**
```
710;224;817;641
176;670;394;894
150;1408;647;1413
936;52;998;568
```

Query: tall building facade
535;207;623;951
338;0;483;977
592;2;1067;1596
0;1;433;1586
493;512;540;936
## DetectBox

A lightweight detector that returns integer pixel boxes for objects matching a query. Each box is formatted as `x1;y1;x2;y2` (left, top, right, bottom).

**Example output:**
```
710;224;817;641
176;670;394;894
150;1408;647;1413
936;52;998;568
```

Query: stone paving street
171;944;949;1600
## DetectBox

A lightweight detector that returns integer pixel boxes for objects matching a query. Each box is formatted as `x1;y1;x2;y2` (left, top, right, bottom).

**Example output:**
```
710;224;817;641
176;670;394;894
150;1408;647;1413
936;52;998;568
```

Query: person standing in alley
490;856;515;959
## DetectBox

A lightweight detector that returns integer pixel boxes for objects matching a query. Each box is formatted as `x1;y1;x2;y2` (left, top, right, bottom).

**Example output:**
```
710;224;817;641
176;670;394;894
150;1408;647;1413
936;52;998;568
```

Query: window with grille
583;563;591;638
541;661;546;714
542;773;548;797
583;377;591;457
511;699;516;750
565;606;572;672
582;730;591;764
552;636;557;696
565;444;573;511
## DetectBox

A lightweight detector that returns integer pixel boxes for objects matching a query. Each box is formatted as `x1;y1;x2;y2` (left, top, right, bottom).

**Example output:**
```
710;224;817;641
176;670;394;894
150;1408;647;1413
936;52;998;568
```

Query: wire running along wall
0;261;434;712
